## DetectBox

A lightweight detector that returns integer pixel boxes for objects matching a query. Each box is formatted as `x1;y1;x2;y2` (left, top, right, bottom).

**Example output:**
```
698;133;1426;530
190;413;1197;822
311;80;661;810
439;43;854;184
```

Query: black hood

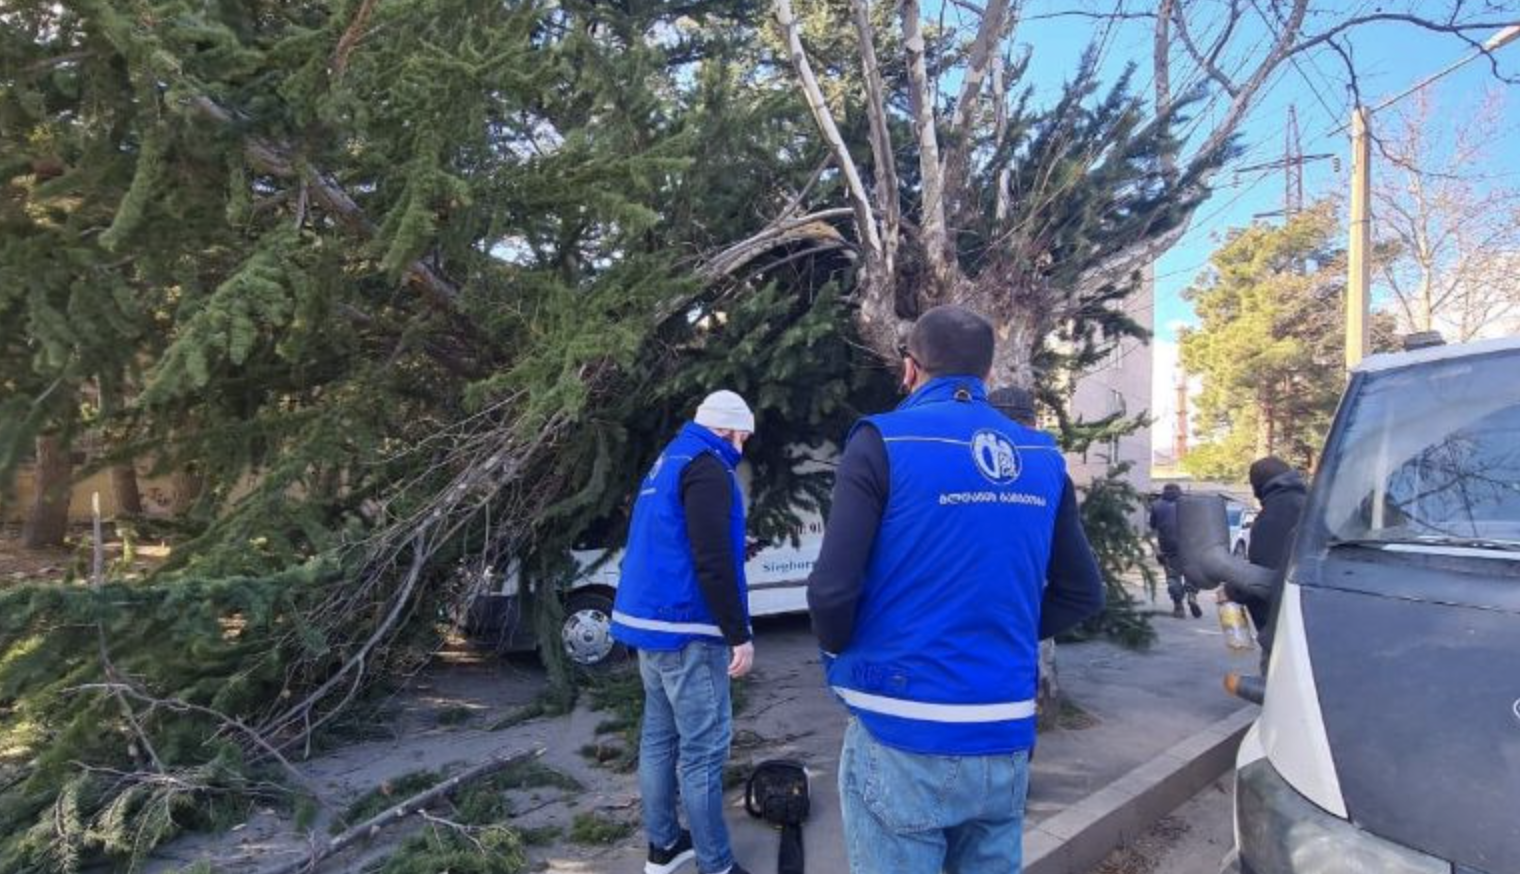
1255;469;1306;502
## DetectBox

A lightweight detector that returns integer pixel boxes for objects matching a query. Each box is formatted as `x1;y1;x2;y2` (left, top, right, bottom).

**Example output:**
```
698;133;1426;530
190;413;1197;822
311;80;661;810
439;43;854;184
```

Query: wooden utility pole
1173;367;1189;462
1346;106;1371;370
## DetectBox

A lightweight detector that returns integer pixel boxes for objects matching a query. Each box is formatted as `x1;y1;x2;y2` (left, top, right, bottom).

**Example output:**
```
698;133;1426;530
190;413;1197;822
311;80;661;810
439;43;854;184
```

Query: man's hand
728;641;755;678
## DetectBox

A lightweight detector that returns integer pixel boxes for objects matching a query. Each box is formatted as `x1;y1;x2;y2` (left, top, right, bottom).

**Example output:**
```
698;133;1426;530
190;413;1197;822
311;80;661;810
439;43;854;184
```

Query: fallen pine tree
0;0;1283;867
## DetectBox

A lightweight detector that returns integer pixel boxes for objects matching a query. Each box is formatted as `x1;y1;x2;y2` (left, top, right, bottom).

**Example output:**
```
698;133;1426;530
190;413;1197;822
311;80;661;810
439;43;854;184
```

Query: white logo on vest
647;453;665;482
970;430;1021;484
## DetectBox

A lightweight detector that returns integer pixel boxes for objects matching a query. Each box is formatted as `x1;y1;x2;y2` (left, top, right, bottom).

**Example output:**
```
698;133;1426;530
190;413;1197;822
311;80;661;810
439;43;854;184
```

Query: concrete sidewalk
593;595;1258;874
146;591;1258;874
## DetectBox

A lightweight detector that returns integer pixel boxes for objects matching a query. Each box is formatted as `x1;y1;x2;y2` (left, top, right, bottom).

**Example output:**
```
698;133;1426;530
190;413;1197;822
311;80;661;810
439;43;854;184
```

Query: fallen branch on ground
258;747;544;874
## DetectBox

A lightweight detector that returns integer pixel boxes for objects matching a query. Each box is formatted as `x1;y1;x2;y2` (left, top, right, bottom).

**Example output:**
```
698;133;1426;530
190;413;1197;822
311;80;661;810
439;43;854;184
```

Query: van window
1320;349;1520;549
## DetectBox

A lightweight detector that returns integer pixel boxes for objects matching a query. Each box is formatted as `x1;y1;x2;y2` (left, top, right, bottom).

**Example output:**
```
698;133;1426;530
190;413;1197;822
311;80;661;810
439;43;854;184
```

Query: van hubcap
562;609;614;665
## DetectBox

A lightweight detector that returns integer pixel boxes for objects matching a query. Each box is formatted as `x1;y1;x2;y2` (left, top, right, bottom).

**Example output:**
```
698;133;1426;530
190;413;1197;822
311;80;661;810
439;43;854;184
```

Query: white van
462;508;824;667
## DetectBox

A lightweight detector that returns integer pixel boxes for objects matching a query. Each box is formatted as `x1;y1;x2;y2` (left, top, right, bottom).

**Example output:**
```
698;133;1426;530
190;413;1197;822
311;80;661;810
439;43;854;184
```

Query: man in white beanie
612;390;757;874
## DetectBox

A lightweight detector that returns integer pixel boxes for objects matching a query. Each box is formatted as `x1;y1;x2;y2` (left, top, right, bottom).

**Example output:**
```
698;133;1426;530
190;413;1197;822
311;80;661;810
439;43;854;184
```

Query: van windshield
1320;348;1520;550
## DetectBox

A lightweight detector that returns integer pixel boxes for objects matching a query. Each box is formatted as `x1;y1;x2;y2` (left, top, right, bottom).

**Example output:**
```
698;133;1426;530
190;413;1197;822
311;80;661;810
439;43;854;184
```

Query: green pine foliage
374;825;526;874
0;563;334;871
1069;462;1159;648
1;0;1207;867
1179;203;1398;480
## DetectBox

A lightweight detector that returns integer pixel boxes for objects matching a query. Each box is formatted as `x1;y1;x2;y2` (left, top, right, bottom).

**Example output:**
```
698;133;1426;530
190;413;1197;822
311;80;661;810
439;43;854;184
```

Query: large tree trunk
22;434;72;549
169;468;204;515
99;381;143;516
111;463;142;515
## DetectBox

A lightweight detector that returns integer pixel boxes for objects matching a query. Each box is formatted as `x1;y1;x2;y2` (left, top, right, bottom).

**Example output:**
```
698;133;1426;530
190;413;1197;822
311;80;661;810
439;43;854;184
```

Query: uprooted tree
761;0;1519;378
756;0;1518;705
2;1;1516;870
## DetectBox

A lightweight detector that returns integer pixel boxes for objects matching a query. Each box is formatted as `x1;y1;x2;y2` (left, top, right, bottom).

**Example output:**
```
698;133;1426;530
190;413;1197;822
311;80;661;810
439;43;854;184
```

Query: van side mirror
1177;494;1275;593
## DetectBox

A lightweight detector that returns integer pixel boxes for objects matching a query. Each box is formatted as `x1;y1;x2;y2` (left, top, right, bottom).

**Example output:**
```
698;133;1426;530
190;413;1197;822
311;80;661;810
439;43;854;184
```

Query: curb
1024;706;1258;874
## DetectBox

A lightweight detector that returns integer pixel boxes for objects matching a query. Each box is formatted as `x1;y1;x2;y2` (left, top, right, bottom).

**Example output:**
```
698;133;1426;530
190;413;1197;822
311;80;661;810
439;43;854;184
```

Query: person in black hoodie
1149;484;1200;618
1227;456;1309;635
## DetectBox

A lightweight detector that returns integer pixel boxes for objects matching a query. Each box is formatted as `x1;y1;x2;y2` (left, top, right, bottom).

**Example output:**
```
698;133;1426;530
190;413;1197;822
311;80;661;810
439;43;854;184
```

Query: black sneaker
645;831;695;874
1172;603;1185;619
1188;596;1203;619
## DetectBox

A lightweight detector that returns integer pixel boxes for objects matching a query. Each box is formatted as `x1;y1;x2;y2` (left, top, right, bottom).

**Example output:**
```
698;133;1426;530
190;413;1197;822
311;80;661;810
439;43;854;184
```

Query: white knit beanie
693;390;756;433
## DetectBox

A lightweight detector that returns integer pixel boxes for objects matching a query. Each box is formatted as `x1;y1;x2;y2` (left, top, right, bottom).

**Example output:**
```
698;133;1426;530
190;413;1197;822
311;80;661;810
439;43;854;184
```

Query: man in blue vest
612;390;758;874
808;305;1105;874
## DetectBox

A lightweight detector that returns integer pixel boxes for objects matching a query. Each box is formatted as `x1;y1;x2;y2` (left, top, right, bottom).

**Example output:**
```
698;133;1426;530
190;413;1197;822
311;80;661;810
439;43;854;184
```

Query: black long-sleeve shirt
681;454;751;645
807;424;1105;654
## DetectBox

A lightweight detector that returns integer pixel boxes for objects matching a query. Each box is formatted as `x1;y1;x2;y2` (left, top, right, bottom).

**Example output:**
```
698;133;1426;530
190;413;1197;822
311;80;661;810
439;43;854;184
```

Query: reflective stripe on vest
825;377;1065;755
612;422;750;651
610;610;723;639
831;687;1036;723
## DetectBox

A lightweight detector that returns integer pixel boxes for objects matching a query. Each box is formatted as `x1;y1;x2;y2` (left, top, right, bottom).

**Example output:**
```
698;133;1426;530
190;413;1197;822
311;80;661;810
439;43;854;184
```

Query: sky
994;5;1520;453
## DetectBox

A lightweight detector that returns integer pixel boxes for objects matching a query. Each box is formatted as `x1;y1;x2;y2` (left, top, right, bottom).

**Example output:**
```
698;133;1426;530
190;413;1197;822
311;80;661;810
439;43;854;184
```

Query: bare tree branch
1190;0;1309;166
1153;0;1177;122
942;0;1014;218
946;0;1012;148
773;0;882;262
1293;13;1520;74
850;0;901;281
1171;0;1240;98
331;0;380;78
901;0;954;296
70;683;323;801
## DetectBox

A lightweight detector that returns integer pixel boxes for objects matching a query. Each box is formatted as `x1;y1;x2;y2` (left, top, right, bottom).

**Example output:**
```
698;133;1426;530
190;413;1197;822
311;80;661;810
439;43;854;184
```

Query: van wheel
561;591;627;670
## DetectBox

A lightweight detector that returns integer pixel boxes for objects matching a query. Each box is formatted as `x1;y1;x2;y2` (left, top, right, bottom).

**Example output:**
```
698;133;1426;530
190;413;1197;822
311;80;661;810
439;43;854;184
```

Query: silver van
1183;335;1520;874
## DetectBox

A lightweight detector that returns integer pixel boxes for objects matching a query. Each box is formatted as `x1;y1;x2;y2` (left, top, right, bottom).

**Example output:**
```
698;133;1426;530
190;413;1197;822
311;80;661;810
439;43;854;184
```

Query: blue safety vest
825;377;1066;755
612;423;749;651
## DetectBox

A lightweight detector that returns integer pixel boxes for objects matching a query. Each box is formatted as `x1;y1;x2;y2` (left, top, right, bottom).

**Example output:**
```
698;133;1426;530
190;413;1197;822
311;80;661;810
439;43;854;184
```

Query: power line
1323;24;1520;137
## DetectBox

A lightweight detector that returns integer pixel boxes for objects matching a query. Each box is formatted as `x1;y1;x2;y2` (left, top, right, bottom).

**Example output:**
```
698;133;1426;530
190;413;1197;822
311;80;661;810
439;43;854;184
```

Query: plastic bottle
1217;600;1256;652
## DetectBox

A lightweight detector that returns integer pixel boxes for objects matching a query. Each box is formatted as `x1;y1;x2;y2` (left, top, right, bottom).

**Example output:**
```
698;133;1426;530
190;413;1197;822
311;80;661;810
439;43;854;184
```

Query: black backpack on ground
744;759;810;874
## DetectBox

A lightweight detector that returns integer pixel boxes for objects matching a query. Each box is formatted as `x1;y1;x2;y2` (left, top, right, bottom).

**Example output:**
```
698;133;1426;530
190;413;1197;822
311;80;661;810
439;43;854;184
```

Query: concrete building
1065;265;1154;499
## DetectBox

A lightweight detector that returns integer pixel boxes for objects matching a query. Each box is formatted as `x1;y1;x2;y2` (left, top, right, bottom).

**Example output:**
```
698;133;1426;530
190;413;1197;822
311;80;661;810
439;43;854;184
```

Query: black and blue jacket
812;376;1104;755
612;423;751;650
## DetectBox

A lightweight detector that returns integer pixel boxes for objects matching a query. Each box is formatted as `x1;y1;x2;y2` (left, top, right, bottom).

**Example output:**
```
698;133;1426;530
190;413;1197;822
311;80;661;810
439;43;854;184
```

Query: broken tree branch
69;683;323;802
698;208;853;283
331;0;380;78
259;748;543;874
185;95;462;311
257;532;430;751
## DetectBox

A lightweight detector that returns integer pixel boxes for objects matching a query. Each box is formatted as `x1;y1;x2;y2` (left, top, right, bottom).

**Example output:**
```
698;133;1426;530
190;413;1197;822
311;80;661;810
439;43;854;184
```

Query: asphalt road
1090;777;1236;874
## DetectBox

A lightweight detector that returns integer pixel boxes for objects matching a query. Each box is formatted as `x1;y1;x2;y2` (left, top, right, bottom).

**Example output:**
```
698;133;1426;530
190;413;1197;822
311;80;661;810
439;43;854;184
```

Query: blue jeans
638;642;734;874
839;718;1031;874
